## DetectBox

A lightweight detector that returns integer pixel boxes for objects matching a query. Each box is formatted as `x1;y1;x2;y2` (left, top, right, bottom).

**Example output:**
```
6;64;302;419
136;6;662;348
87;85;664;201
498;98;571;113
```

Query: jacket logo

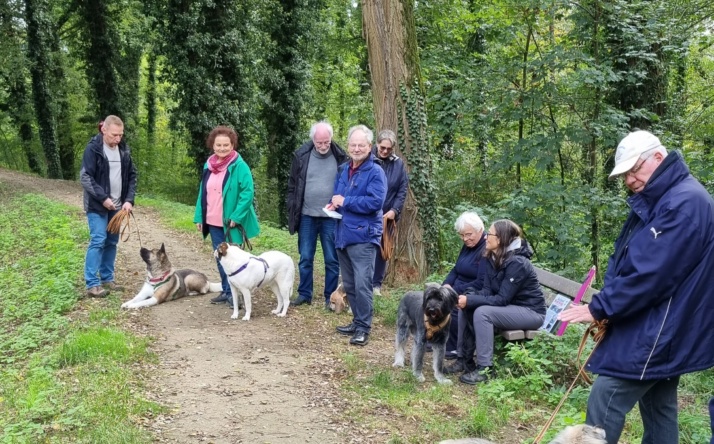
650;227;662;239
509;278;514;282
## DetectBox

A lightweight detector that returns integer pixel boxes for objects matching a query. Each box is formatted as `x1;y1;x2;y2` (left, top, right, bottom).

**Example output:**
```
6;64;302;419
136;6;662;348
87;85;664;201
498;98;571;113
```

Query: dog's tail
208;282;223;293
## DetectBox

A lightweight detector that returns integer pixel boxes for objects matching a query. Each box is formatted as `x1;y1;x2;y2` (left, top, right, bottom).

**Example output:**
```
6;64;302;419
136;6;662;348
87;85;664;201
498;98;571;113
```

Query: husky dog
393;284;458;384
438;424;607;444
214;242;295;321
121;244;222;309
329;284;350;314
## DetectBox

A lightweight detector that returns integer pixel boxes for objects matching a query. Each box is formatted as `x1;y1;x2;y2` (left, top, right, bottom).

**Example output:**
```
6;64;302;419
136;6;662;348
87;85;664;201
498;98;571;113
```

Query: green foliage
0;190;162;442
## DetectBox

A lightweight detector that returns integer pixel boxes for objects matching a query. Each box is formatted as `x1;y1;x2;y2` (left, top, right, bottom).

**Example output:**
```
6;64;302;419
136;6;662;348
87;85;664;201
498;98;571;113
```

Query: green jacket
194;155;260;242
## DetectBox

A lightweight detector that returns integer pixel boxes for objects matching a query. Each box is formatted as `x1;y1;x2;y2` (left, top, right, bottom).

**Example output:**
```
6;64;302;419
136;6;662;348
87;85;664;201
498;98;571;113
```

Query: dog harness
424;313;451;340
228;257;270;287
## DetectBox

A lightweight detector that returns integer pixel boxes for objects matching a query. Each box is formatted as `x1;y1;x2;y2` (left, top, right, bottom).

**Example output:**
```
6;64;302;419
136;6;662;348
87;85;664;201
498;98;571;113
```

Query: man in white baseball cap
559;129;714;443
608;130;667;193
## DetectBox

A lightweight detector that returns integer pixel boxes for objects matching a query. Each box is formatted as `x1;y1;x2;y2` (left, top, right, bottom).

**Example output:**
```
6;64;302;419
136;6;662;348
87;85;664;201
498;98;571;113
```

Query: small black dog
393;284;458;384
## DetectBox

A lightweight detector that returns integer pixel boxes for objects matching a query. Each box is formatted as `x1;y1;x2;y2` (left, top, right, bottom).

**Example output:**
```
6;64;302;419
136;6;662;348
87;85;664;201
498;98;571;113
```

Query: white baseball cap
609;131;664;178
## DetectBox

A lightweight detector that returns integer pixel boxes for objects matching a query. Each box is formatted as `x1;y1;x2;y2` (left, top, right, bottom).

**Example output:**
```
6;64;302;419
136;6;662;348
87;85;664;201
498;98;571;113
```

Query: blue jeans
85;210;120;289
337;243;376;334
587;374;680;444
297;215;339;302
208;225;230;294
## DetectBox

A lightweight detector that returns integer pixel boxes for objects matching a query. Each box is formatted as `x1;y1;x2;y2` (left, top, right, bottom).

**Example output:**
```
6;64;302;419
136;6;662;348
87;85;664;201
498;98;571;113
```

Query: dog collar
149;271;172;287
424;313;451;340
228;257;270;287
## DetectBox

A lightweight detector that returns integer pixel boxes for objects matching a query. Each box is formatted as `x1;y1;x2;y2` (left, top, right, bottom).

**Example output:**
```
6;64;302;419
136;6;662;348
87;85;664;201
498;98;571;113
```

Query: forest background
2;0;714;283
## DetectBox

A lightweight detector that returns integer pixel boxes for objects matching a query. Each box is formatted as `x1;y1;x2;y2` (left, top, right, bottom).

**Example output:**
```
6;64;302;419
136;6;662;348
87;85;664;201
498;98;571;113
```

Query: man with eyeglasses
371;130;409;296
330;125;386;346
80;115;137;298
287;121;348;309
559;130;714;444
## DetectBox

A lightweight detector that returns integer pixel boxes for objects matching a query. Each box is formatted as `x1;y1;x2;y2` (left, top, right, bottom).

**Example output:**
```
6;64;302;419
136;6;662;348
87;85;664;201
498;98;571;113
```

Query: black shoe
290;297;312;307
324;300;331;310
349;331;369;346
443;359;465;375
425;342;433;353
459;366;492;385
445;350;459;360
227;296;234;309
211;292;230;304
336;323;356;336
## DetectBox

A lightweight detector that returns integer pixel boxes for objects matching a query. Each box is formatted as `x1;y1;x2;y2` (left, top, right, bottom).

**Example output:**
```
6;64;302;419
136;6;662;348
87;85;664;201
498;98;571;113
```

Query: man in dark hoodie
79;115;137;297
287;121;348;308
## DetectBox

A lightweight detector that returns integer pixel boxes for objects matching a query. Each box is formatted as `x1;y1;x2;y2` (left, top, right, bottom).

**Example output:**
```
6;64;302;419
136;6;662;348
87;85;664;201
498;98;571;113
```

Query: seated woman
455;219;546;385
441;211;488;358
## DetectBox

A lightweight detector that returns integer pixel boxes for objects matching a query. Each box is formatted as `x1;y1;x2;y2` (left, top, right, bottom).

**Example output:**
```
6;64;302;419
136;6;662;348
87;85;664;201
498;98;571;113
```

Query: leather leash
224;222;252;251
107;209;143;248
380;217;396;260
532;319;608;444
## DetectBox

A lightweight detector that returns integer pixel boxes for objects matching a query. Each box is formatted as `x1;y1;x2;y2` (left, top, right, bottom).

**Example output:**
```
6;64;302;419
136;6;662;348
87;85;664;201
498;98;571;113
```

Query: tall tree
362;0;439;278
159;0;255;172
25;0;62;178
262;0;316;227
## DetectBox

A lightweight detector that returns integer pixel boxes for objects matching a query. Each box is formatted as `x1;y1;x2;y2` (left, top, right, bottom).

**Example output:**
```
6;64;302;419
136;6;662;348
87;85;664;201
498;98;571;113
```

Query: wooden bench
499;267;598;341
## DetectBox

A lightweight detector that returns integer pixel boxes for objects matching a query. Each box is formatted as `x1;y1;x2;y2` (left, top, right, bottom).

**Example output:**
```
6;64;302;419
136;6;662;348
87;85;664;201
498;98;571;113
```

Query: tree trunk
25;0;62;179
362;0;439;280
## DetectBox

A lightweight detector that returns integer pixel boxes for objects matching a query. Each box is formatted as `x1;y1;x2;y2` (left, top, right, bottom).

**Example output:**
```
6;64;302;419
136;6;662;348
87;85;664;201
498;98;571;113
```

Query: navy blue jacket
79;134;137;214
333;154;387;248
587;151;714;380
371;147;409;220
443;235;488;295
463;240;546;314
286;140;347;234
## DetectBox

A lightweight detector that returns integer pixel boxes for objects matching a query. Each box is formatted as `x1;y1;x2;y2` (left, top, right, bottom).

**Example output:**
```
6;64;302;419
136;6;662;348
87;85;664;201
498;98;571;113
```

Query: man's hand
196;223;202;232
121;202;133;212
103;198;116;210
384;209;396;220
457;295;467;309
558;304;594;323
331;195;345;209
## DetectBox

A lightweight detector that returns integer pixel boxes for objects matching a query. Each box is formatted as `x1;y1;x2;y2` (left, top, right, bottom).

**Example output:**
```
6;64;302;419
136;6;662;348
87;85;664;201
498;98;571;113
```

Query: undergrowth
0;189;161;442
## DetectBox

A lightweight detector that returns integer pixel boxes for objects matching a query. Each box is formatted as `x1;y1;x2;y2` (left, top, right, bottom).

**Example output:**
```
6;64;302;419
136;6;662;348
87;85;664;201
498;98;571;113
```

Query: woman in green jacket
194;126;259;307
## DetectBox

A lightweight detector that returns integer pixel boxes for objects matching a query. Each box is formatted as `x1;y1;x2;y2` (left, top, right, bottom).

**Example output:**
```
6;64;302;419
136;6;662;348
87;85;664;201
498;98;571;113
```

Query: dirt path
0;168;395;444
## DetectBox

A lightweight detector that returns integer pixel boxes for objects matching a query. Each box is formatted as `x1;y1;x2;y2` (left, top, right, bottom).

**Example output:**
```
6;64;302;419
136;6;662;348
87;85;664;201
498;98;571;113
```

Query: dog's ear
217;242;229;257
160;243;165;253
421;287;434;311
443;286;458;304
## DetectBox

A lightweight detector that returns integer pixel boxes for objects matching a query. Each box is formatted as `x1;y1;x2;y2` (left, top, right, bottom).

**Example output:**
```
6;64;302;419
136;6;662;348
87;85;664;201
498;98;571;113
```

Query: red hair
206;126;238;150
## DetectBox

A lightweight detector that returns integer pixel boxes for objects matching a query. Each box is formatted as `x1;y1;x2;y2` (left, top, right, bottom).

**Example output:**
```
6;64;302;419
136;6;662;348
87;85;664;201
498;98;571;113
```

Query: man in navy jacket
329;125;386;346
560;130;714;444
80;115;137;297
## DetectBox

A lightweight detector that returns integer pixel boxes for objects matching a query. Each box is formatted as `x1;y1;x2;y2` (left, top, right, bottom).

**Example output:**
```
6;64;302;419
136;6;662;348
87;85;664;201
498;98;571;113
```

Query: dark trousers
587;374;680;444
337;243;376;334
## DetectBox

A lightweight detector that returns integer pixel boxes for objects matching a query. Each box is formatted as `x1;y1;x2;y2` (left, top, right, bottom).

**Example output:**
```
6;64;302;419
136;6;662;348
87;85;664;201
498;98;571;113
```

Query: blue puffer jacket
333;154;386;248
587;151;714;380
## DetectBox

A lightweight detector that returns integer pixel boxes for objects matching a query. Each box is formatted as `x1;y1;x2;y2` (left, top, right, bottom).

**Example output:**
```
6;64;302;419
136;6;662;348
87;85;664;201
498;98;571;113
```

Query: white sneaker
373;287;381;296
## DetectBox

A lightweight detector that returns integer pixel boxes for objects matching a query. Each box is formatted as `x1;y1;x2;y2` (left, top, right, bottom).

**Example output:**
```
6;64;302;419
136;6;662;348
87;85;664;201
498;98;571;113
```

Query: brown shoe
102;282;124;292
87;286;108;297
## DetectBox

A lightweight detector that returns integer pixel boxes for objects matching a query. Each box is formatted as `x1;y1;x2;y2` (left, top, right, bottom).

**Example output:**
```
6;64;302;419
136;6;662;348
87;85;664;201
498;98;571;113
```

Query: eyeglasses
349;143;369;149
485;233;498;238
623;156;650;179
459;232;477;239
378;145;393;151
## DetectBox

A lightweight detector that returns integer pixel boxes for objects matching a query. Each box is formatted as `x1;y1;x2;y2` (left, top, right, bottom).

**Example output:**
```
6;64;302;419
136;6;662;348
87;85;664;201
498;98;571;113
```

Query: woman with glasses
453;219;545;384
371;130;409;296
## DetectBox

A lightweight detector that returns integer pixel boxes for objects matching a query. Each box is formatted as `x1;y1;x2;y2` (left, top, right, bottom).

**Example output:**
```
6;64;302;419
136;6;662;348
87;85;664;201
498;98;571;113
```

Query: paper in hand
322;207;342;219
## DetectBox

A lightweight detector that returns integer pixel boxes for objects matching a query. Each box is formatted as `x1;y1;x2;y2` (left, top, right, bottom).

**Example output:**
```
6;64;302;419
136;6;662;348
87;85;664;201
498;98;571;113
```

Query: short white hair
454;211;484;233
347;125;373;145
310;121;333;140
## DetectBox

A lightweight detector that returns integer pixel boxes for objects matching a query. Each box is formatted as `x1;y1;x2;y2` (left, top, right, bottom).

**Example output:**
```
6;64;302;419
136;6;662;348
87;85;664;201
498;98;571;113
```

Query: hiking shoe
443;359;465;375
87;286;108;298
373;286;381;296
102;281;124;292
445;350;459;360
290;297;312;307
459;366;492;385
210;292;230;304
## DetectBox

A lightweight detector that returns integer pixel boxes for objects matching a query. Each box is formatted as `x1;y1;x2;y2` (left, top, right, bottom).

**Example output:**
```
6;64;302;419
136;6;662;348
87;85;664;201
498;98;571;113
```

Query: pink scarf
208;150;238;173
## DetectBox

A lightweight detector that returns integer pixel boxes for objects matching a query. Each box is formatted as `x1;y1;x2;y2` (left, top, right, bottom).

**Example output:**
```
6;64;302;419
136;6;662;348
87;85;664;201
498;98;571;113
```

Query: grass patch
0;189;163;442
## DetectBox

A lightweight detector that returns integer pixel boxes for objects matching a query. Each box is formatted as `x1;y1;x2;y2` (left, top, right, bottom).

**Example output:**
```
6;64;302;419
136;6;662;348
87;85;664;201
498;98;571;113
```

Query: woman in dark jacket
456;219;546;385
